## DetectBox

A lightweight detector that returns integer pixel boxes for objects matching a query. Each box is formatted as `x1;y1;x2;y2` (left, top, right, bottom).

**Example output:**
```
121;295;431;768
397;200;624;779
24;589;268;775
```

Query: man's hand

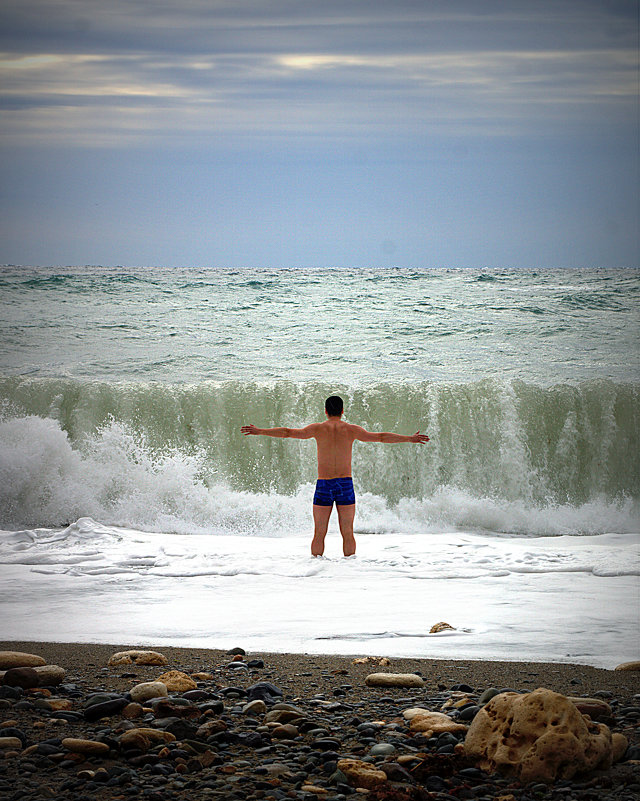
241;424;260;436
411;431;429;444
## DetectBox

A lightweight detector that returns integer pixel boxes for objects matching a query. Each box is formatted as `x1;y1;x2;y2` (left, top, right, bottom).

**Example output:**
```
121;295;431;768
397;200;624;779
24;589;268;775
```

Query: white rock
129;681;168;703
365;672;424;688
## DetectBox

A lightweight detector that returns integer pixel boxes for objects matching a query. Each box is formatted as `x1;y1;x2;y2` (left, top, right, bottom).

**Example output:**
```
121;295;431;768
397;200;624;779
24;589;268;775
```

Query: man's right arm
241;424;317;439
352;425;429;444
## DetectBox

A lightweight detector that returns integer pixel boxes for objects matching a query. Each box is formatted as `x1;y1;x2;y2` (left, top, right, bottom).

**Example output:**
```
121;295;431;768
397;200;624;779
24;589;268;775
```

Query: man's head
325;395;344;417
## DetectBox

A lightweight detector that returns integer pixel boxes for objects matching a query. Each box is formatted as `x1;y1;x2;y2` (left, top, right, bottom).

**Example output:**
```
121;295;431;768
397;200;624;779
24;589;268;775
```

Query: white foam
0;518;638;668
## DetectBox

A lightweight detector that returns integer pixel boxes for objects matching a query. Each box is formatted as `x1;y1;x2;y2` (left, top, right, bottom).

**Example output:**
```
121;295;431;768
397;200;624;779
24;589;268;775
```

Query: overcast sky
0;0;637;268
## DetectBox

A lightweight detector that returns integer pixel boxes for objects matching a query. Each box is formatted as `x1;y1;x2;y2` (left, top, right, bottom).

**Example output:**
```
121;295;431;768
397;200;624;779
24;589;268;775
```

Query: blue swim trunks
313;477;356;506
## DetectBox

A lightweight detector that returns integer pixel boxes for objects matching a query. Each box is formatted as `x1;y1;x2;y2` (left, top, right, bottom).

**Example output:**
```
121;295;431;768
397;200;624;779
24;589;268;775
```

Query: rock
0;727;27;747
195;719;228;738
155;670;197;692
265;707;304;724
370;743;396;756
119;728;176;751
242;699;267;716
108;650;168;667
47;699;73;711
154;699;200;720
226;647;246;656
0;737;22;750
479;687;501;706
365;673;424;688
430;622;456;633
2;667;40;689
337;758;388;789
33;665;66;686
122;702;144;719
62;738;110;756
83;697;129;721
614;661;640;671
464;687;618;783
405;709;468;736
191;672;214;680
352;656;391;666
246;681;284;704
271;723;299;739
567;696;612;720
129;681;169;703
0;651;46;670
612;732;629;762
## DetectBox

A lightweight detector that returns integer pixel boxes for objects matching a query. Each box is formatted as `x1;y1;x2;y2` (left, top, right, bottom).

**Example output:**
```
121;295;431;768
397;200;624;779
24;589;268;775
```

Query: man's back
312;418;358;479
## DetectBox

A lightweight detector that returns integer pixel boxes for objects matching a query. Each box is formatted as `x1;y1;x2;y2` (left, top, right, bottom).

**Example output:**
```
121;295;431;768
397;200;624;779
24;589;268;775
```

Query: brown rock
2;667;39;689
155;670;197;692
611;732;629;762
265;708;304;724
406;709;468;736
464;688;616;783
365;672;424;688
62;738;110;756
352;656;391;666
567;696;612;720
0;651;46;670
122;703;144;719
119;728;176;751
48;699;73;711
271;724;299;739
337;758;387;790
108;650;168;667
153;699;200;719
430;621;456;633
195;719;228;738
0;737;22;750
242;699;267;716
191;672;214;680
614;661;640;671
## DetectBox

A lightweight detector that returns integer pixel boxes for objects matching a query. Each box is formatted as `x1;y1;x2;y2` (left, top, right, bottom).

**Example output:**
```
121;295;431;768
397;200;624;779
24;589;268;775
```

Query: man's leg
312;504;332;556
336;503;356;557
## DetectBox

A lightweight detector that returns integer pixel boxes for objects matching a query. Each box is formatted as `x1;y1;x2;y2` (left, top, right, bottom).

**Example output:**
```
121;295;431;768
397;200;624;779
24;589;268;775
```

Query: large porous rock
365;672;424;688
464;688;620;783
0;652;46;670
337;758;388;789
614;661;640;671
108;650;168;667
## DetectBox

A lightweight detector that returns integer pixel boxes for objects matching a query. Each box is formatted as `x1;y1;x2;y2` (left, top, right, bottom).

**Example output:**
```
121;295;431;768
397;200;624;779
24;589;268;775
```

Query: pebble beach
1;641;639;801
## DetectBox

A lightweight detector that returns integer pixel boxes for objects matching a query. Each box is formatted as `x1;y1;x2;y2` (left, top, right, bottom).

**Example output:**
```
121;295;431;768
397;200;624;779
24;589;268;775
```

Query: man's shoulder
340;421;366;438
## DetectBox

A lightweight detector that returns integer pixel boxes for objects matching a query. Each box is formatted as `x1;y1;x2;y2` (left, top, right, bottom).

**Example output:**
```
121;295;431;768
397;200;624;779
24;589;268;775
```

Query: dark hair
325;395;344;416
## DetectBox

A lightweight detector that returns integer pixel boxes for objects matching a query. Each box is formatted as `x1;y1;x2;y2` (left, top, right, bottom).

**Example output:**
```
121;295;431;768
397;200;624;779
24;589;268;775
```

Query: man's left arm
352;425;429;444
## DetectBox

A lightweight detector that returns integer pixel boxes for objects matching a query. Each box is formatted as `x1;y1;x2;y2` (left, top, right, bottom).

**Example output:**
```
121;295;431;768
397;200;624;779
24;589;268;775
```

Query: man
241;396;429;557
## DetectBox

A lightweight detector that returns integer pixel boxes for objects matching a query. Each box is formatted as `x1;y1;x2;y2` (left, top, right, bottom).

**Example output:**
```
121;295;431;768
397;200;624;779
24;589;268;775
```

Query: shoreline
2;639;639;700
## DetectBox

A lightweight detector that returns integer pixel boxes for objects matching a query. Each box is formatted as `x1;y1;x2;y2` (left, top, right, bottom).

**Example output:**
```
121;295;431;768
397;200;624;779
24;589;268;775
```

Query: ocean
0;266;638;668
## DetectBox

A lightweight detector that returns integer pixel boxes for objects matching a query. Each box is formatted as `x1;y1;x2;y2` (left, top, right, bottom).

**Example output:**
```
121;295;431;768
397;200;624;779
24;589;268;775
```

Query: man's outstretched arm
352;426;429;444
241;424;317;439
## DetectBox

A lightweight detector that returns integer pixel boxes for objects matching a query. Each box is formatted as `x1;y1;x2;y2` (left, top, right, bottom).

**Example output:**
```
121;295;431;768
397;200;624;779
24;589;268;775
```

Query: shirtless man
241;396;429;557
